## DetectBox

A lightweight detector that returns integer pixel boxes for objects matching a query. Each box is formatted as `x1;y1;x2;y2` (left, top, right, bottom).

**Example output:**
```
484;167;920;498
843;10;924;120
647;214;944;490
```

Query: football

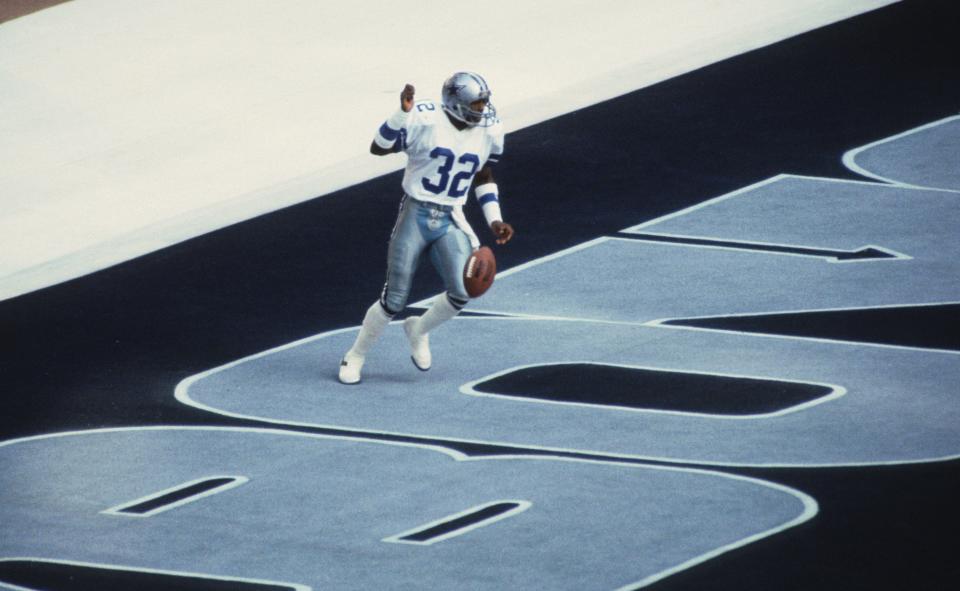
463;246;496;297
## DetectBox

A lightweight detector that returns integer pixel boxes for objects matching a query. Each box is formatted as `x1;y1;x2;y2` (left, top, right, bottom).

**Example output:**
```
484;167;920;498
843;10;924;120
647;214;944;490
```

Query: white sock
348;301;393;357
415;294;461;336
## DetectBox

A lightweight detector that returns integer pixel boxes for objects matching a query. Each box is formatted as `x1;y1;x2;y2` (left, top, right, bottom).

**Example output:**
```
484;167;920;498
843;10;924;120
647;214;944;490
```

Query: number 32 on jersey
421;147;480;198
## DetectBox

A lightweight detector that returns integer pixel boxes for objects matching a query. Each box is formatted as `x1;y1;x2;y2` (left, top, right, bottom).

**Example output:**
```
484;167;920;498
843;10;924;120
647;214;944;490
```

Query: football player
338;72;515;384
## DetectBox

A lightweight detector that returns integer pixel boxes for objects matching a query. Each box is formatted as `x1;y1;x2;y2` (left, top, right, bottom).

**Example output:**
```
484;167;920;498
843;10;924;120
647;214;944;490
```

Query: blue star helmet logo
445;82;466;96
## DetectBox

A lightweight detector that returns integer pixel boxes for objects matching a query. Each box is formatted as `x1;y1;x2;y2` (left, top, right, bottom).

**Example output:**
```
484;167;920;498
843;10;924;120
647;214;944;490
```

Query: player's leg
339;197;424;384
339;301;392;384
403;226;471;371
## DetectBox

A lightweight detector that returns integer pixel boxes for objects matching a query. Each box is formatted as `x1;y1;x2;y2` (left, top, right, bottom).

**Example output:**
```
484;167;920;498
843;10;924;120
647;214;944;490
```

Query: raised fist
400;84;415;112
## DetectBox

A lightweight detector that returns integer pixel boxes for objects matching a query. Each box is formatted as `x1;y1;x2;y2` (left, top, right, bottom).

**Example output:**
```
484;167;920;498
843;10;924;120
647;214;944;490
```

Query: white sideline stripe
842;114;960;193
610;233;911;263
450;309;650;324
0;557;311;591
459;361;845;419
101;475;248;518
382;500;532;546
173;318;960;467
0;426;819;591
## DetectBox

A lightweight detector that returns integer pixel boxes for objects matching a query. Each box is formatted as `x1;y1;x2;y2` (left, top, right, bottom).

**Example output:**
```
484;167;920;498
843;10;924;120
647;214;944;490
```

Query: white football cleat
338;350;365;384
403;316;431;371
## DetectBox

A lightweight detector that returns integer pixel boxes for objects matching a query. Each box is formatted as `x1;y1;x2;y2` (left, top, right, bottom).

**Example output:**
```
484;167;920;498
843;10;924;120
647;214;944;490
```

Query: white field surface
0;0;897;300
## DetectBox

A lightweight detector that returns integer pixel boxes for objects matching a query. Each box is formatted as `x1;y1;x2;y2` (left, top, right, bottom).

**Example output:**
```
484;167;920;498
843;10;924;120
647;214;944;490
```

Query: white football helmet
441;72;497;127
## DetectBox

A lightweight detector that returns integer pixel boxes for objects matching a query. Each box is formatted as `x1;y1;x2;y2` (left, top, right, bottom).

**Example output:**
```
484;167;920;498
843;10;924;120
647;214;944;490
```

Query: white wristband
375;109;410;149
482;201;502;226
475;182;502;225
386;108;410;130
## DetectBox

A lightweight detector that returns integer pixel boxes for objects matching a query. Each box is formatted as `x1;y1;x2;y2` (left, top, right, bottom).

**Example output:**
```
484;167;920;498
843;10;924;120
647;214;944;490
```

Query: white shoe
338;350;365;384
403;316;431;371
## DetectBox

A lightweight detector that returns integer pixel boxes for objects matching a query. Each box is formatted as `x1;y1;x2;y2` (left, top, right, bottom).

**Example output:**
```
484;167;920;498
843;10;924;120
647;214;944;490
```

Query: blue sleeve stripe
477;193;499;205
379;122;401;141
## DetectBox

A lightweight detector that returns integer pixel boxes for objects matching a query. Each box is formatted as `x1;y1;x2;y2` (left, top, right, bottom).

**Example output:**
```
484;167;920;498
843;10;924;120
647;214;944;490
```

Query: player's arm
473;165;514;245
370;84;415;156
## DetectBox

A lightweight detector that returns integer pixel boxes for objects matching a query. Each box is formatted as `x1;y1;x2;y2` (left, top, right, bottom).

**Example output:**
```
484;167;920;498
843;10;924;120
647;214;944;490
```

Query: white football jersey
399;100;504;207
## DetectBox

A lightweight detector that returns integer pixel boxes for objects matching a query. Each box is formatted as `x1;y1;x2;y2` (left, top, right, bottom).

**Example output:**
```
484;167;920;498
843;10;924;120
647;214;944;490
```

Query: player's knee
380;284;408;316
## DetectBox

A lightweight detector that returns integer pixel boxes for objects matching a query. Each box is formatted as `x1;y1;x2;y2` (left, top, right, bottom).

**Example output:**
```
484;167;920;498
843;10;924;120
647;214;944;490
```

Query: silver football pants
380;196;472;315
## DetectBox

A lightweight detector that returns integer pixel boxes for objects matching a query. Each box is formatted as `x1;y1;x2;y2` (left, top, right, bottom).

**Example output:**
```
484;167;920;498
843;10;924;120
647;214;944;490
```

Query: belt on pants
406;195;455;212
